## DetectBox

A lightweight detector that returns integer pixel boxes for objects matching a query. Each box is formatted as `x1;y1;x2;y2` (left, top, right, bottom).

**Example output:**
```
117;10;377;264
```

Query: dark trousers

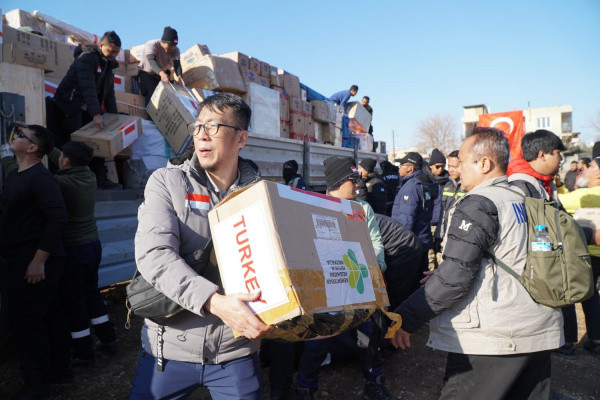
440;351;551;400
138;70;161;106
296;319;383;391
53;105;93;147
60;240;116;352
260;340;297;399
562;269;600;342
129;351;263;400
2;252;70;389
384;253;423;311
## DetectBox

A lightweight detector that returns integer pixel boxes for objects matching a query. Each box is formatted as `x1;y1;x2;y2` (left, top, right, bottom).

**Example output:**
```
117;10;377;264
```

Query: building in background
461;104;580;148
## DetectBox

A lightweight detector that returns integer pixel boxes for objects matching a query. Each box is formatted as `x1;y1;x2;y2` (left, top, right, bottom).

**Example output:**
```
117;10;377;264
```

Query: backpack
485;187;594;307
125;239;214;327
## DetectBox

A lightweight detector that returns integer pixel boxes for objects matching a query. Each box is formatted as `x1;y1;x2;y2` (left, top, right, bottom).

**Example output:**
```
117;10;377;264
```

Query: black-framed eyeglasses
187;122;242;137
16;130;37;145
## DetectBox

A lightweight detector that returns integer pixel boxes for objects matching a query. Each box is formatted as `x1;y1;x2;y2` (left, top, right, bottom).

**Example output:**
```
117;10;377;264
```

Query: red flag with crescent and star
478;111;524;159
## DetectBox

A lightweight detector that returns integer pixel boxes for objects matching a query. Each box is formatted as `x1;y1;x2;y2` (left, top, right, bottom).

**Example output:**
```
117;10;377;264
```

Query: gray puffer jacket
135;153;261;364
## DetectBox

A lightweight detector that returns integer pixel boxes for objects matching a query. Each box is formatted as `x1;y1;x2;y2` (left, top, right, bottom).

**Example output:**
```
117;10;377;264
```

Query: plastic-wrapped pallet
126;120;171;188
243;82;280;138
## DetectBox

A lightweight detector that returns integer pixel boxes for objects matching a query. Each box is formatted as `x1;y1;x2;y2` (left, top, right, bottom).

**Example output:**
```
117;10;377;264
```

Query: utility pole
391;130;395;160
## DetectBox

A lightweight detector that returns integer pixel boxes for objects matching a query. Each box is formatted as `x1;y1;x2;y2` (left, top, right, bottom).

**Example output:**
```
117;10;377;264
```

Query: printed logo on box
314;239;376;307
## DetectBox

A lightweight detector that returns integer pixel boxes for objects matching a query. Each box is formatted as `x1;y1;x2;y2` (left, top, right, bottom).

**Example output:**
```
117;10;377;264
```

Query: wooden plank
0;62;45;125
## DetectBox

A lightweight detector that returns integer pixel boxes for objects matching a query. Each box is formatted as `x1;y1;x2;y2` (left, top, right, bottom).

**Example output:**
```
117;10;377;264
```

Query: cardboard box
147;81;199;155
346;102;372;133
269;65;282;87
322;122;336;144
71;114;142;158
114;62;127;77
290;114;305;139
280;96;290;122
280;121;289;138
248;57;260;73
335;105;344;128
314;122;324;143
243;83;280;138
240;67;259;84
257;76;270;88
220;51;250;69
305;117;315;142
115;92;148;119
127;62;140;77
302;101;312;117
182;44;212;65
289;97;303;113
208;181;389;339
260;61;270;77
1;25;61;71
277;70;301;99
113;74;132;93
44;41;75;81
1;62;45;125
311;100;330;123
129;44;145;63
301;89;307;102
181;55;246;94
116;49;130;64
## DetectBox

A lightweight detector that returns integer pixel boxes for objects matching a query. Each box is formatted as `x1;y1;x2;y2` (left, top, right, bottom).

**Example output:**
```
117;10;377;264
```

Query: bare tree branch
416;113;460;155
590;110;600;134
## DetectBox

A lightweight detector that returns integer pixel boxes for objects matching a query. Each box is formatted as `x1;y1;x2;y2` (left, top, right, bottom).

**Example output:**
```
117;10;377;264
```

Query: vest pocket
439;297;480;328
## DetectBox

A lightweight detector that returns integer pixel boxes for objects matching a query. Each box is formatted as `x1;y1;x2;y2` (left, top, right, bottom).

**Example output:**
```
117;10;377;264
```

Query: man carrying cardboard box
52;30;122;189
129;93;271;399
329;85;358;108
137;27;184;106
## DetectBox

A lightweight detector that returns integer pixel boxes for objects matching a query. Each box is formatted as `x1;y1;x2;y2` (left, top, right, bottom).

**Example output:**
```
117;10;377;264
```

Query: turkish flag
478;111;524;159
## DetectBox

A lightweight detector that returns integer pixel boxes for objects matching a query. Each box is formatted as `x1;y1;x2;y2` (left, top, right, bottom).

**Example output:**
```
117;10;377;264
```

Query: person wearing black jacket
564;160;578;191
375;214;422;310
0;125;70;399
282;159;307;190
379;160;399;215
356;158;387;215
53;31;122;189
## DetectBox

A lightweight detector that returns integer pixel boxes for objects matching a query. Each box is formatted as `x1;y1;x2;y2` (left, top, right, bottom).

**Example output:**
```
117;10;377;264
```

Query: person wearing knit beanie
359;158;377;174
137;26;184;105
324;156;358;192
429;148;447;177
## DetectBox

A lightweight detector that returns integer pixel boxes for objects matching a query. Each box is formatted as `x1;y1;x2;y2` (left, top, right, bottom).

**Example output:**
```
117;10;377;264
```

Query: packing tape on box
232;265;401;341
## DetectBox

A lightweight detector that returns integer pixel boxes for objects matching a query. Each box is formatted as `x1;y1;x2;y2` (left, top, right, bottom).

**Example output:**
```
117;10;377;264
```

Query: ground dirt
0;285;598;399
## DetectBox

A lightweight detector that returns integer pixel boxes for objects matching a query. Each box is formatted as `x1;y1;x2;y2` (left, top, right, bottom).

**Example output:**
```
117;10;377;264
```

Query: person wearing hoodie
282;159;307;190
53;31;122;189
507;130;566;203
356;157;387;215
129;93;271;399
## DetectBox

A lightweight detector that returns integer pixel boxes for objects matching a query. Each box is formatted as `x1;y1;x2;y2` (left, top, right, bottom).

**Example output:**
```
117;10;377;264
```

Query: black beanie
283;159;299;173
429;148;446;165
593;142;600;159
359;158;376;173
324;156;357;190
161;26;178;44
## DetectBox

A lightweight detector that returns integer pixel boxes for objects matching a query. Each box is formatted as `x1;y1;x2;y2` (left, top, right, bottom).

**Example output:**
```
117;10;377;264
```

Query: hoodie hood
507;157;553;197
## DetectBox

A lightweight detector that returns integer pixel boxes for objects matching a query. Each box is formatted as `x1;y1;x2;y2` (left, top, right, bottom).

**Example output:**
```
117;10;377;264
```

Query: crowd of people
0;25;599;400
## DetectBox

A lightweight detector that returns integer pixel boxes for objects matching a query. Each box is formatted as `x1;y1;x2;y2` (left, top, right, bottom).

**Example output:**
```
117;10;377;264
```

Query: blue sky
4;0;599;150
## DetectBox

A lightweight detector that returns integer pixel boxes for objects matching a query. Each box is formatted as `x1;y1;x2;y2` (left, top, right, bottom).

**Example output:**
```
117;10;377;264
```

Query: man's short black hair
350;85;359;92
521;129;566;162
100;31;122;48
198;93;251;131
27;125;54;159
571;160;578;164
448;150;459;158
580;157;591;167
62;141;94;167
362;96;370;101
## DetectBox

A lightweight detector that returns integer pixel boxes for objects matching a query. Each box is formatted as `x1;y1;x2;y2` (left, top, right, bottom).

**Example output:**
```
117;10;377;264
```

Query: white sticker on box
120;120;139;148
174;92;200;118
277;185;353;216
211;201;288;314
313;239;376;308
312;214;342;241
